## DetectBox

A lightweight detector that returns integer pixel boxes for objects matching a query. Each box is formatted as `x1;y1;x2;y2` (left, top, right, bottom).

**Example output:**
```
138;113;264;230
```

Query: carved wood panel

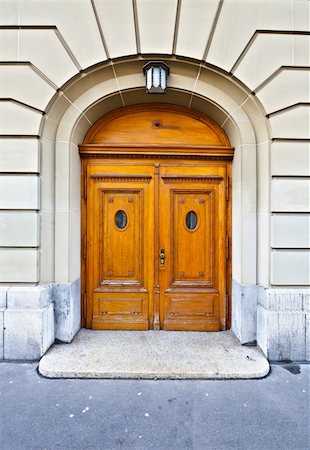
159;165;227;331
86;165;154;330
170;190;214;286
83;160;230;331
99;189;143;286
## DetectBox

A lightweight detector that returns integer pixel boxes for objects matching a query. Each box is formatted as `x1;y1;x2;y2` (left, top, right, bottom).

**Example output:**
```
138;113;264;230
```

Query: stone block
94;0;136;58
0;287;7;308
277;312;306;361
258;288;308;361
232;281;242;340
257;70;309;115
303;293;310;312
210;2;293;74
176;0;219;60
0;175;40;210
306;314;310;362
259;288;304;311
0;211;39;247
234;34;293;90
271;251;310;286
0;101;42;135
20;29;78;87
271;214;310;248
0;249;39;283
20;1;104;70
7;285;51;309
0;309;4;359
257;304;279;360
138;0;178;54
232;280;258;344
4;304;54;360
0;65;56;112
271;178;310;212
0;138;39;173
271;142;310;176
0;287;7;360
270;105;310;139
53;278;80;343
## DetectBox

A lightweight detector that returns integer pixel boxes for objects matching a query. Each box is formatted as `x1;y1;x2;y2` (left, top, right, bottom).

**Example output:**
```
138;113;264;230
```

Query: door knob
160;248;166;268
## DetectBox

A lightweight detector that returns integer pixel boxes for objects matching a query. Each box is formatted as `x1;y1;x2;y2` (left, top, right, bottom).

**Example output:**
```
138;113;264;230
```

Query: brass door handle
160;248;166;267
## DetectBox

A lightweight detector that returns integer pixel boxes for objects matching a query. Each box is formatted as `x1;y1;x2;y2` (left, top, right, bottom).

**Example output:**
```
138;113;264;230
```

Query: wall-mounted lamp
143;61;170;94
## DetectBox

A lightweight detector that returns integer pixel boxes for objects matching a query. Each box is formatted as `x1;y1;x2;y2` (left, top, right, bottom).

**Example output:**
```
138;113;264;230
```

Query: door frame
79;104;233;330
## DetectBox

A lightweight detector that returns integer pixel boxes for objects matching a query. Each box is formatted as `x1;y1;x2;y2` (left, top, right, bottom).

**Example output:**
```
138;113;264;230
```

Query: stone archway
40;57;270;345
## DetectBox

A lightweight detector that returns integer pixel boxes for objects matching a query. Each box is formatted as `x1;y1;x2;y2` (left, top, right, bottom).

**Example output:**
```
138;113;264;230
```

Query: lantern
143;61;170;94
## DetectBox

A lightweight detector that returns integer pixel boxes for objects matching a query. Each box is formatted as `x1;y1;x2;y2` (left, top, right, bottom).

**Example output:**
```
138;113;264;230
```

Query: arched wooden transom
80;104;233;159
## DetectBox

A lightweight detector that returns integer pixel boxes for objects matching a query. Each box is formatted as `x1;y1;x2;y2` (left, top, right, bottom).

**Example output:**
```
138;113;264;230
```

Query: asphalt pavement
0;362;309;450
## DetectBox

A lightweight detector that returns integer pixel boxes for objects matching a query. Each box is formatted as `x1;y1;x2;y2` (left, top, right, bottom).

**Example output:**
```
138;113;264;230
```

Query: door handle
160;248;166;268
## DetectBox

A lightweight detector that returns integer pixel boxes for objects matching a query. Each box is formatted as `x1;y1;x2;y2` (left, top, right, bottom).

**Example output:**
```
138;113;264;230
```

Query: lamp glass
160;68;166;89
146;69;152;90
153;67;160;88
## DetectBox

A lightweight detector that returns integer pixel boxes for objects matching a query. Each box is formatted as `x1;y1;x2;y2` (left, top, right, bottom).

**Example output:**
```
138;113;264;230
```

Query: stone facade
0;0;309;361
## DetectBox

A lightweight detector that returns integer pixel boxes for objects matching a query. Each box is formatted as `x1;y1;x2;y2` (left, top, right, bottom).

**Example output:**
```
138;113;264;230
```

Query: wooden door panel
85;161;229;331
164;295;220;331
159;166;227;331
92;292;148;330
170;190;214;286
86;165;154;330
167;296;216;316
99;189;143;285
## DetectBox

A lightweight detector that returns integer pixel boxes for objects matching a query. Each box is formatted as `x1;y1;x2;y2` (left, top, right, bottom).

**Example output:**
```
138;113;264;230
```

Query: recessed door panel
86;166;154;330
171;190;214;285
99;190;143;285
159;166;227;331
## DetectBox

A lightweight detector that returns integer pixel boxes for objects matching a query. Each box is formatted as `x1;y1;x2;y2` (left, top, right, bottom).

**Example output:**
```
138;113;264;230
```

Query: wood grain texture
80;104;233;331
86;163;154;330
82;104;231;147
158;165;227;331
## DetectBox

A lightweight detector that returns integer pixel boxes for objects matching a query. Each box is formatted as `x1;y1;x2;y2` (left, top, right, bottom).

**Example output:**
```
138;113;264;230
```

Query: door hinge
226;176;229;201
83;234;87;259
226;235;229;260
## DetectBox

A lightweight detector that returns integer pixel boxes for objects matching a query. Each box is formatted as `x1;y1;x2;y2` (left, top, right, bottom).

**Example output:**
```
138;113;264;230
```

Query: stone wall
0;0;309;360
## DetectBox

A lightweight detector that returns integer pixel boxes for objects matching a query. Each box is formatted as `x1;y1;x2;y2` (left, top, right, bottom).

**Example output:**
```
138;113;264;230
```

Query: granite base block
4;304;54;360
52;278;80;343
0;309;4;359
257;288;309;361
0;288;7;359
232;280;258;344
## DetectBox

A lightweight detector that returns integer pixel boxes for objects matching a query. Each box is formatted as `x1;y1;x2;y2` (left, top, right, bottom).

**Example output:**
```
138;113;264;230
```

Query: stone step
39;329;269;379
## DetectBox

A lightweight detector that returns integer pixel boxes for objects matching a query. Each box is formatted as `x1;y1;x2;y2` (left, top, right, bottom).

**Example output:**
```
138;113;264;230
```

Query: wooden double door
83;160;230;331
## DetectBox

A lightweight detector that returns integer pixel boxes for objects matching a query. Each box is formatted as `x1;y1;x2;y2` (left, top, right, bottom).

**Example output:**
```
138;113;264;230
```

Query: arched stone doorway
40;56;269;349
79;104;233;331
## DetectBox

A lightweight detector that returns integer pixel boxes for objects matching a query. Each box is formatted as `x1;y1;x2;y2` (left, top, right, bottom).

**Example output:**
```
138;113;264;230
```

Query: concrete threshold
39;329;269;379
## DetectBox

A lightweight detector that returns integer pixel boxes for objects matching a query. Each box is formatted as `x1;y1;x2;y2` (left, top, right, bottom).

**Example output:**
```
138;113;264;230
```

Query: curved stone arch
40;57;270;343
